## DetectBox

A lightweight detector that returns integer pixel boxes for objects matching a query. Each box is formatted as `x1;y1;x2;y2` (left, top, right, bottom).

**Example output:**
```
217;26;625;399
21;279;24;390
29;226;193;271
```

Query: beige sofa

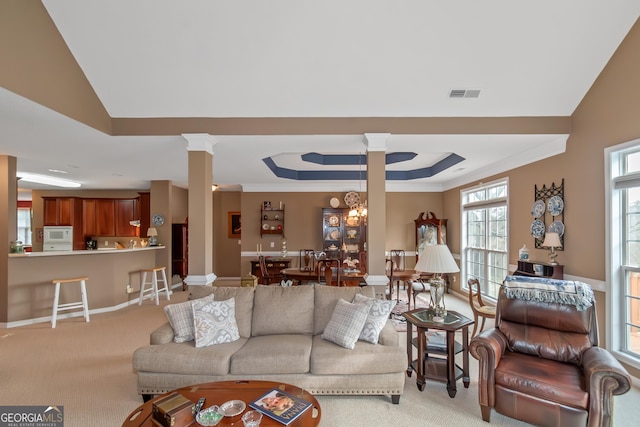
133;284;406;403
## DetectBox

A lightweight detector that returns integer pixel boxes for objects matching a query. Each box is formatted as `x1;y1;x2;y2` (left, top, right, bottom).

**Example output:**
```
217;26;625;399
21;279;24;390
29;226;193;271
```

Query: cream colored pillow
192;297;240;348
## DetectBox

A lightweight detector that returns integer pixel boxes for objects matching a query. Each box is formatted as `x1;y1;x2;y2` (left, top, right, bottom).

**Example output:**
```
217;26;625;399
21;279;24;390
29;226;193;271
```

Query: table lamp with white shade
414;244;460;322
541;232;562;265
147;227;158;246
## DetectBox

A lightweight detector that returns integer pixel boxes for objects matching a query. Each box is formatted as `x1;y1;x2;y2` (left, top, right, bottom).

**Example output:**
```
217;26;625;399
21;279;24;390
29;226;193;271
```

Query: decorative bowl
196;406;223;426
219;399;246;417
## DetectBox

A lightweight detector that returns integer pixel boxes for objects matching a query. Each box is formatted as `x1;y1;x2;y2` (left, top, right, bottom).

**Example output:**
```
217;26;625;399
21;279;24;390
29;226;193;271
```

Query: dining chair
467;278;496;337
299;249;315;271
317;259;340;286
389;249;405;272
258;255;281;285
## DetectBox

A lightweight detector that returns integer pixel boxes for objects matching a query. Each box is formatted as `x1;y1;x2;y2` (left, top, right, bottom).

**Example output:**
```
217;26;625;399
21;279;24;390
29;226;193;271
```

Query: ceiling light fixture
17;172;81;188
348;153;367;219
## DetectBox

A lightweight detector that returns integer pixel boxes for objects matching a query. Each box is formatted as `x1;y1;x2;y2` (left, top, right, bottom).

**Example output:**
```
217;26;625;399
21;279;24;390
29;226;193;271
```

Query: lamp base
149;236;158;247
428;276;447;319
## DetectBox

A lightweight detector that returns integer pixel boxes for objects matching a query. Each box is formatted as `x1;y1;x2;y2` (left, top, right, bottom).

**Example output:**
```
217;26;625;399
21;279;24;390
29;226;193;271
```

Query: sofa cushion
164;294;214;343
313;285;375;335
251;285;314;336
193;298;240;348
230;334;312;375
353;293;396;344
310;335;406;375
322;298;370;349
133;338;248;376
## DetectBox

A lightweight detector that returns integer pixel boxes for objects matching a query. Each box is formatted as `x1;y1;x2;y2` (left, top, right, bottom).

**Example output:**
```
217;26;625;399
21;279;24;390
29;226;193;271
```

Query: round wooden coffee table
122;380;321;426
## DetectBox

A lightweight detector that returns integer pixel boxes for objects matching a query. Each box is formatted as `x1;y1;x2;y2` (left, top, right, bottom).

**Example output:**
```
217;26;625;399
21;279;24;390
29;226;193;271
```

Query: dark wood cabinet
137;192;151;237
115;199;137;237
43;197;79;226
82;199;96;237
95;199;115;236
514;260;564;280
321;208;366;260
415;212;447;261
250;258;291;283
172;223;188;284
42;197;84;249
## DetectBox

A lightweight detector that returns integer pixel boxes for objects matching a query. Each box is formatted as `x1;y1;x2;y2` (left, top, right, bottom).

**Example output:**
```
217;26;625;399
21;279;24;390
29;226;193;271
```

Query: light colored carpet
0;288;638;427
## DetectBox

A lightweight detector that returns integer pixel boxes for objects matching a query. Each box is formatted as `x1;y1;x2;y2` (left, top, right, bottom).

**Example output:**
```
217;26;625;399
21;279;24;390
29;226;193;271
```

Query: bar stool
51;276;90;328
139;267;171;305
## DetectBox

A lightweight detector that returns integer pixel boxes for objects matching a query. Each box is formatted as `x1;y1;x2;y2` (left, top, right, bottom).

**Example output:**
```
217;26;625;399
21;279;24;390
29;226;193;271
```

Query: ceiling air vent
449;89;481;98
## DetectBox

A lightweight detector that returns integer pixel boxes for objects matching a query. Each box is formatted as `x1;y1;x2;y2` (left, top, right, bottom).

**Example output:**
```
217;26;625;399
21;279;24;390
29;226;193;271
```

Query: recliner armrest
150;322;175;345
582;347;632;427
469;328;508;407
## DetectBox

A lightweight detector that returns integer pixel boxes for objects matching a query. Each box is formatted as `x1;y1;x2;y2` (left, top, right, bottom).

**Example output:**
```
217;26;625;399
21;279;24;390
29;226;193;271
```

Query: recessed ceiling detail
301;152;417;165
262;153;465;181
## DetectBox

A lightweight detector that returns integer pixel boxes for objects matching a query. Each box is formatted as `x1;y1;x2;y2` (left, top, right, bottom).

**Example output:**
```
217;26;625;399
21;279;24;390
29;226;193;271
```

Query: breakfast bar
5;246;166;327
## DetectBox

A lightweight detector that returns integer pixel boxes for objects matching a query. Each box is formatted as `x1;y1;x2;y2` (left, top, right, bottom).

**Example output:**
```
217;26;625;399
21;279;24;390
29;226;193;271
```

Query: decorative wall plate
328;215;340;226
530;219;545;239
152;213;165;226
330;197;340;208
344;191;360;207
548;220;565;236
531;200;545;218
547;196;564;216
262;223;269;230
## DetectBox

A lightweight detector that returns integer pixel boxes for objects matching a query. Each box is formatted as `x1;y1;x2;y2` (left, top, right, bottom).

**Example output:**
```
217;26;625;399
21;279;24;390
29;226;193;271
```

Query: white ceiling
2;1;639;195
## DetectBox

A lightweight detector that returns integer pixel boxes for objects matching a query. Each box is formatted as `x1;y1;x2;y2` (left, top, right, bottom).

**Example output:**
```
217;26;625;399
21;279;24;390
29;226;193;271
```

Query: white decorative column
363;133;390;297
182;134;217;286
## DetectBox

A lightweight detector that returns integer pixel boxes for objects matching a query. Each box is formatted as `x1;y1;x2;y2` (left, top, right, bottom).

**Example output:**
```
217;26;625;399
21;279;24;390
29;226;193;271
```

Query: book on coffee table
248;388;312;425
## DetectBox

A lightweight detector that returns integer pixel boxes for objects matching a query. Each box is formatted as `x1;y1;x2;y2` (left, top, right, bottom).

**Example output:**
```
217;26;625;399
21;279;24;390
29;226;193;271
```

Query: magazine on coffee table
248;388;312;425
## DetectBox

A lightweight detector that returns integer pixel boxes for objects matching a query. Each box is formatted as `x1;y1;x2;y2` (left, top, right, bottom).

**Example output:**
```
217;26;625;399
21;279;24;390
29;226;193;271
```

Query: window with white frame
17;206;32;246
461;179;509;300
606;139;640;366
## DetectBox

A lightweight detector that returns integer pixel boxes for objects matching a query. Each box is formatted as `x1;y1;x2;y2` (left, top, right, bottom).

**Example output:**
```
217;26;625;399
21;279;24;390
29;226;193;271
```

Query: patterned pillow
321;298;371;349
192;297;240;348
353;293;396;344
164;294;214;343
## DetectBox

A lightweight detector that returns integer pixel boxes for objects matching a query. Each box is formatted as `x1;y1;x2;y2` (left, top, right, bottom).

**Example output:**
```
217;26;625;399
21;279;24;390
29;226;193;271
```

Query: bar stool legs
51;277;90;328
139;267;171;305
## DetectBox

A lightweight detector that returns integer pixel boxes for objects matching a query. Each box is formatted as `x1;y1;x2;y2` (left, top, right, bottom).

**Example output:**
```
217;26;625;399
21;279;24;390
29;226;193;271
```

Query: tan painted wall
443;18;640;377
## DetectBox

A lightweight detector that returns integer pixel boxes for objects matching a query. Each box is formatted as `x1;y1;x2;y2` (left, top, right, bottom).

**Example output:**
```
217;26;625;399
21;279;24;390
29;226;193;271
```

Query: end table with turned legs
403;308;474;398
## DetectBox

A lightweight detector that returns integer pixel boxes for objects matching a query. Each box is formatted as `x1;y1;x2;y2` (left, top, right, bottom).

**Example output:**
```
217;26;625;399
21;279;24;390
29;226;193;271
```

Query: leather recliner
469;279;631;427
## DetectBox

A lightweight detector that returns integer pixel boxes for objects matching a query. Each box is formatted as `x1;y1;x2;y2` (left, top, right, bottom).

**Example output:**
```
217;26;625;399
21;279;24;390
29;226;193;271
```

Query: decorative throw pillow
192;297;240;348
321;298;371;349
164;294;214;343
353;293;396;344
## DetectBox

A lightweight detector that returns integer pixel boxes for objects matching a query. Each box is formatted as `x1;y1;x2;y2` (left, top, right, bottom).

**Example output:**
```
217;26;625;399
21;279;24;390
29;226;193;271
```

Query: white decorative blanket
502;275;594;311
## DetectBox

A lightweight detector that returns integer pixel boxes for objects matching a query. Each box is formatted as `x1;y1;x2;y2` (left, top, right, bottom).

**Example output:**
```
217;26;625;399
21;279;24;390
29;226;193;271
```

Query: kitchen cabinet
115;199;137;237
42;197;84;249
43;197;80;226
137;192;150;236
95;199;115;236
82;199;96;237
321;208;366;261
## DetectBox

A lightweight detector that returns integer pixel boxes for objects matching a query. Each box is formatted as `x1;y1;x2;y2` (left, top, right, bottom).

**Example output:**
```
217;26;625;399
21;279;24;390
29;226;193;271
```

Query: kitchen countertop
8;246;165;257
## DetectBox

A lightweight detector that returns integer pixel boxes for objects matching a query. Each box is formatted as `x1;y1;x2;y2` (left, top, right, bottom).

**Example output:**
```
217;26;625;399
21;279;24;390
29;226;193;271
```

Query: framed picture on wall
228;212;241;238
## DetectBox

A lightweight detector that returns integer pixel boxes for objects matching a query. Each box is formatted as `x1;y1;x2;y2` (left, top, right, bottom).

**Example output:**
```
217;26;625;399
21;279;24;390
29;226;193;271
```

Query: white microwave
43;226;73;244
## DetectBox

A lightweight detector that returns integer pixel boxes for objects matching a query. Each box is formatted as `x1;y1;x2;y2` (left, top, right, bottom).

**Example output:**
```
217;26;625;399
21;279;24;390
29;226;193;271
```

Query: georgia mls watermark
0;406;63;427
